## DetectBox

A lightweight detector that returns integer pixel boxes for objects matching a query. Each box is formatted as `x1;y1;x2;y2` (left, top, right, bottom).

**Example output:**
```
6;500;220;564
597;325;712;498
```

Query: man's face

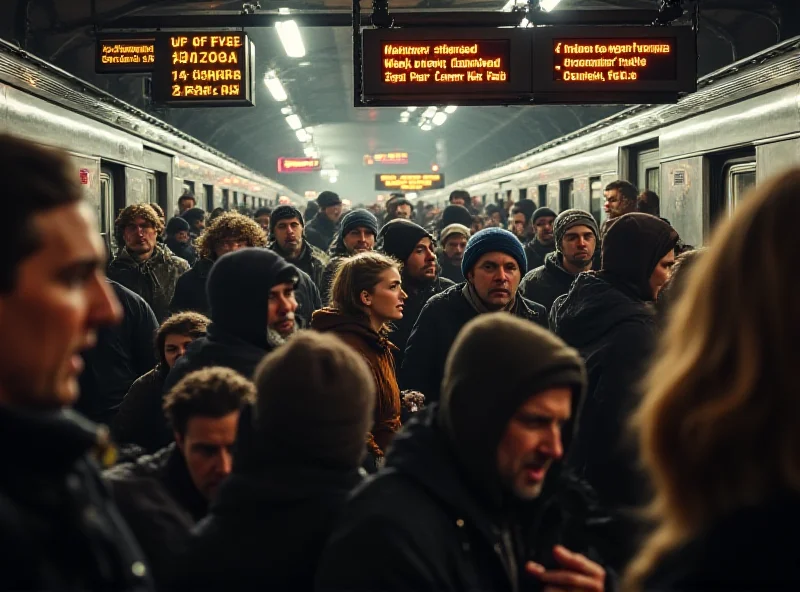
443;234;467;263
343;227;375;254
178;198;195;213
163;333;195;369
323;204;342;223
123;216;158;257
213;236;247;259
268;281;298;337
176;412;238;501
561;225;596;271
191;219;205;234
405;238;437;282
450;197;466;207
512;212;529;240
466;252;521;311
174;230;190;244
497;387;571;500
489;212;503;227
274;218;304;256
255;214;270;233
649;249;675;300
394;204;412;220
534;216;555;246
603;189;635;219
0;203;121;409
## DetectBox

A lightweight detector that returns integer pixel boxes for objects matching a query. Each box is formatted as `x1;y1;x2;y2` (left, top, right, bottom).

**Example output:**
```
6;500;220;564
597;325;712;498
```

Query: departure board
277;157;321;173
376;173;445;191
96;37;156;73
153;32;255;107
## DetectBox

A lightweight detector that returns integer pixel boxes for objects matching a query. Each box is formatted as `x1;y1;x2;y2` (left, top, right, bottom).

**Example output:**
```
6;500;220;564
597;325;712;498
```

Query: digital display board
376;173;445;191
366;152;409;165
96;37;156;73
277;157;321;173
153;33;255;107
553;39;676;83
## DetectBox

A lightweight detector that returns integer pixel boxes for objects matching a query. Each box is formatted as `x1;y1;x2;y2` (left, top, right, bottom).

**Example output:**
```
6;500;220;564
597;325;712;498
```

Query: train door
203;184;214;210
559;179;574;212
518;188;527;201
637;148;661;196
589;176;603;224
222;189;230;210
708;148;756;230
537;185;547;208
99;167;114;254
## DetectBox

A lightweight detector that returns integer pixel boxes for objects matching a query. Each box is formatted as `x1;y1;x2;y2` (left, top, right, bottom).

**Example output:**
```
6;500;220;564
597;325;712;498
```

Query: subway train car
0;38;301;250
429;35;800;247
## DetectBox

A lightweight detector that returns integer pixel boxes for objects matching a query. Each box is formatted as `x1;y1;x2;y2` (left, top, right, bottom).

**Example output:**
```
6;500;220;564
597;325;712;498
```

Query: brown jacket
310;308;401;457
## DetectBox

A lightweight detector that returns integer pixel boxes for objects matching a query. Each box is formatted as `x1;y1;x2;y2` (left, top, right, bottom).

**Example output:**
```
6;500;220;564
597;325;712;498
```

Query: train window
559;179;574;212
145;174;157;204
589;177;603;224
646;167;660;195
99;170;113;253
518;188;527;201
183;180;195;196
203;184;214;210
727;163;757;212
537;185;547;208
222;189;230;210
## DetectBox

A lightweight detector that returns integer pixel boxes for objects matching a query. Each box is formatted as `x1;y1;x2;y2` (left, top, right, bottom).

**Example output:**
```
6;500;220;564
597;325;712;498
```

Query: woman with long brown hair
625;168;800;591
311;252;407;470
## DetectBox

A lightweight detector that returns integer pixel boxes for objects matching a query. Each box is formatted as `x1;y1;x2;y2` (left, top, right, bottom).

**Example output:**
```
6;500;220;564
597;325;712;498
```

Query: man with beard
523;207;557;271
377;219;454;368
402;228;546;404
520;209;599;312
320;209;378;304
317;314;611;592
268;205;329;292
305;191;343;252
601;180;638;238
437;224;470;284
163;248;300;393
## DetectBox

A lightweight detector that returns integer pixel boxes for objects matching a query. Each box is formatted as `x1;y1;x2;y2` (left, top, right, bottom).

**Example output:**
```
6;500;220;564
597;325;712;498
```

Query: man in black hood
377;219;454;368
317;313;612;592
163;248;300;394
524;207;557;271
305;191;342;252
550;212;678;569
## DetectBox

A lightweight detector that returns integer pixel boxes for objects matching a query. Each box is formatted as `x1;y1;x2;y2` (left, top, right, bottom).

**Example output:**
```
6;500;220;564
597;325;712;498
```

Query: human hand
525;545;605;592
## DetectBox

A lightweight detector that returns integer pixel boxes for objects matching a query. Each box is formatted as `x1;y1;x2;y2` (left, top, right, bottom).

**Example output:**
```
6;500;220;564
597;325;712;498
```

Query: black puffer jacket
170;257;214;316
437;252;465;284
523;238;555;272
520;252;578;312
110;365;171;454
0;406;153;591
400;284;547;404
165;237;198;267
305;214;339;253
269;239;329;292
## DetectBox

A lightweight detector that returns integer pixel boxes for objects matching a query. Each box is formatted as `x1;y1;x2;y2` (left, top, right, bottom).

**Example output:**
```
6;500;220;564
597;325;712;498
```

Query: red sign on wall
79;168;90;185
277;157;321;173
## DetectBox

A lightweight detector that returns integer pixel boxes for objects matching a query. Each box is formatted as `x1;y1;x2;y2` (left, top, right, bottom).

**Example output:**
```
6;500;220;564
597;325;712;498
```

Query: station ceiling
3;0;798;200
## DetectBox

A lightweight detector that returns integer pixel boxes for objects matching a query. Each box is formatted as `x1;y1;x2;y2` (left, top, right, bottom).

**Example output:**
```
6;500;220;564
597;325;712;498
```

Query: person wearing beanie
520;209;599;312
175;332;375;591
511;198;537;242
377;219;455;368
550;213;678;567
437;223;471;284
319;208;379;304
165;216;199;266
523;206;557;271
268;204;330;292
163;247;301;396
401;227;546;404
438;203;474;234
485;202;505;227
305;190;343;252
180;206;207;240
317;313;614;592
384;197;414;223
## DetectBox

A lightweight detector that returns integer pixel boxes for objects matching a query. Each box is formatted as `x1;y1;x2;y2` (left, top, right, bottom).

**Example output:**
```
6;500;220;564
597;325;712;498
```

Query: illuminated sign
375;173;445;191
153;32;255;107
277;157;321;173
96;37;156;73
374;152;409;165
362;28;531;105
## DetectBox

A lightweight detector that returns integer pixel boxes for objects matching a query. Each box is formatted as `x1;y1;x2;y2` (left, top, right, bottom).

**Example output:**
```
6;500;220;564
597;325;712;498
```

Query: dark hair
254;207;272;218
637;190;661;216
330;252;401;317
178;192;196;204
656;248;704;321
209;207;226;221
605;180;638;203
1;135;84;293
449;190;470;203
113;204;165;253
155;311;210;368
163;366;255;435
149;203;165;220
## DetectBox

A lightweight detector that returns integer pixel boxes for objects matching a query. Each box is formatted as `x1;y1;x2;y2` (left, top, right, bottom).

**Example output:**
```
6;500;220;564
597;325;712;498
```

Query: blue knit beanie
461;227;527;277
340;209;379;237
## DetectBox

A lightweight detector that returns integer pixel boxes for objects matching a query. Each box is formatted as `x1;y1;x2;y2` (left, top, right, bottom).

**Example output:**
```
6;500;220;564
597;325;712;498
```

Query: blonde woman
626;168;800;591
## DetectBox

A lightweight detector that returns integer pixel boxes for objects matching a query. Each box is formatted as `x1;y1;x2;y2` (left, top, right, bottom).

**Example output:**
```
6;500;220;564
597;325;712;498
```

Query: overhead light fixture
295;128;311;142
540;0;562;11
421;123;433;131
422;106;437;118
407;106;418;112
280;106;293;115
303;146;319;158
329;176;338;184
432;112;448;126
285;114;302;130
264;71;287;101
278;7;290;14
502;0;525;10
276;20;306;58
444;105;458;114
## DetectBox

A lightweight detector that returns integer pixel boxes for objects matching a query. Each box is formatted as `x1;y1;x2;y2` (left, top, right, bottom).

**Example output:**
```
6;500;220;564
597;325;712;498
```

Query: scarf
462;282;516;315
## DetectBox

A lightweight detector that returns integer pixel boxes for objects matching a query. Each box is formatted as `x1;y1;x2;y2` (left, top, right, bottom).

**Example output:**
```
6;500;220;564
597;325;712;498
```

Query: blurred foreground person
626;169;800;591
178;332;375;591
317;314;611;592
0;135;152;590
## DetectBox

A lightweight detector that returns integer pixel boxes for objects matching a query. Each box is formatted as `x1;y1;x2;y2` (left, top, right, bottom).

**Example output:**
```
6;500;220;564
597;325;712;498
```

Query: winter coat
400;284;547;404
305;214;339;253
519;252;579;312
165;237;198;267
316;407;617;592
110;365;171;454
523;238;556;272
644;496;800;591
551;272;657;566
107;244;189;322
390;275;455;370
269;238;329;292
175;465;363;592
0;406;153;592
311;309;401;459
77;280;158;426
104;444;208;587
437;252;465;284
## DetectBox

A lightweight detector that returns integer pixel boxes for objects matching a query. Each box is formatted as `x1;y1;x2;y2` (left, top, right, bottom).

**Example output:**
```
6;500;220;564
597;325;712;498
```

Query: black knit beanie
377;219;432;263
166;216;190;236
514;199;537;224
269;205;304;235
181;207;206;225
316;191;342;209
441;204;474;229
532;207;557;224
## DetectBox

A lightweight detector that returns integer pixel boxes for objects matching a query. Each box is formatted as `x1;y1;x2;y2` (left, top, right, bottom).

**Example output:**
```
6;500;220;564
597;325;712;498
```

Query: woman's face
362;267;406;324
649;250;675;300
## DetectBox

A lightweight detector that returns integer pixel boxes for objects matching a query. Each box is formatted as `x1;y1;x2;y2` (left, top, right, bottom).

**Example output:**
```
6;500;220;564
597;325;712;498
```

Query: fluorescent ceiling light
422;106;437;118
276;20;306;58
540;0;562;11
295;128;311;142
280;106;293;115
285;114;302;130
264;71;287;101
432;112;448;126
407;106;418;112
303;146;318;157
421;123;433;131
502;0;525;10
278;7;290;14
329;176;338;183
444;105;458;114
